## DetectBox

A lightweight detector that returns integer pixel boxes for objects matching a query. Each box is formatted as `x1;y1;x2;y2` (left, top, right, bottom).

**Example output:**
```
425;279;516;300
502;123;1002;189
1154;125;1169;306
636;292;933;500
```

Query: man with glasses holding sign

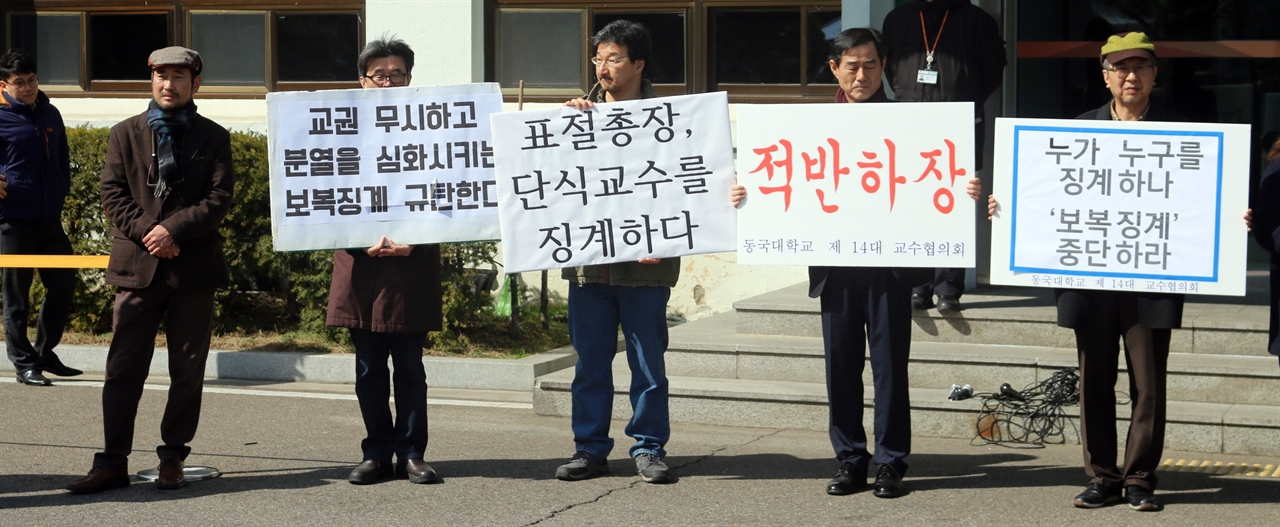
988;33;1181;512
326;36;443;487
553;19;745;485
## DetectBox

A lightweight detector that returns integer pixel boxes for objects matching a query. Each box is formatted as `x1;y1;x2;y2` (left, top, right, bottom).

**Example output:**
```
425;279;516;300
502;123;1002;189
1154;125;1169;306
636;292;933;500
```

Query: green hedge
47;125;497;344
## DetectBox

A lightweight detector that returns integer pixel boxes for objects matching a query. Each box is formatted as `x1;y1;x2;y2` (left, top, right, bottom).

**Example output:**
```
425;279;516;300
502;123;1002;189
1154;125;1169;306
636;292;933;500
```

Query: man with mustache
67;46;234;493
556;19;746;484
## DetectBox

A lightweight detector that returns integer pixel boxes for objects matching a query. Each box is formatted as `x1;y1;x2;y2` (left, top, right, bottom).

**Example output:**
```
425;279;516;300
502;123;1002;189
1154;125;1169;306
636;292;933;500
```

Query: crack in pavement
523;429;784;526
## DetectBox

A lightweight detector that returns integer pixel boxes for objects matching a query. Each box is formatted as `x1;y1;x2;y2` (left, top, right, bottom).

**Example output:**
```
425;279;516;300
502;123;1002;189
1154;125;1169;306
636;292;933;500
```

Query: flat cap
148;46;202;75
1100;32;1156;65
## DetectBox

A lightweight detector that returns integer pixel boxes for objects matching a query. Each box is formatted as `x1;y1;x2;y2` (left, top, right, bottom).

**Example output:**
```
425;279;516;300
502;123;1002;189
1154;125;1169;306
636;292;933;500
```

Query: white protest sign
268;83;503;251
990;117;1250;296
491;92;736;273
736;102;975;267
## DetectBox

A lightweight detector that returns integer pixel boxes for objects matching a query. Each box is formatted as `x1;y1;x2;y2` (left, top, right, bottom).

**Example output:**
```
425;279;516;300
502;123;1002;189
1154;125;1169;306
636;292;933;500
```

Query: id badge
917;69;939;84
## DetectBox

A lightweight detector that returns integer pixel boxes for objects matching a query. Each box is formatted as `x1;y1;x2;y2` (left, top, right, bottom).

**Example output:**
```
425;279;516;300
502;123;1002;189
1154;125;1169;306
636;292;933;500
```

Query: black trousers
0;219;76;371
1073;290;1169;491
350;328;429;464
94;280;216;472
820;267;913;476
1268;262;1280;363
911;267;965;299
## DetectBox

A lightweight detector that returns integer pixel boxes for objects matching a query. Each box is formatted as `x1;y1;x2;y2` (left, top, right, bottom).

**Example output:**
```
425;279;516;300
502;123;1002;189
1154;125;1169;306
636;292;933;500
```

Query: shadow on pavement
0;466;349;510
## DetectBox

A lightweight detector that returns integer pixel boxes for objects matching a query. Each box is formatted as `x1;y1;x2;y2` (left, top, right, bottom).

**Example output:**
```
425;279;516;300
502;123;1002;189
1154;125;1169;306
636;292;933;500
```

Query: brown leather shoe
157;454;185;490
398;458;442;484
347;460;392;485
66;467;131;493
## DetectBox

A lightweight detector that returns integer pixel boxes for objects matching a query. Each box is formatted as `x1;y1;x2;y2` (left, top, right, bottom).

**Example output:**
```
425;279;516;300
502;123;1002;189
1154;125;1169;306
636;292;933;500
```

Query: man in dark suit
67;46;234;494
817;28;981;499
988;32;1176;512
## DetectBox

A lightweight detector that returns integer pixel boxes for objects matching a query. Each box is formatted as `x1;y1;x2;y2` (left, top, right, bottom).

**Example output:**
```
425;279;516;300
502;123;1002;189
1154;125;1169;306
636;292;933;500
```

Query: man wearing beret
989;32;1177;511
67;46;234;493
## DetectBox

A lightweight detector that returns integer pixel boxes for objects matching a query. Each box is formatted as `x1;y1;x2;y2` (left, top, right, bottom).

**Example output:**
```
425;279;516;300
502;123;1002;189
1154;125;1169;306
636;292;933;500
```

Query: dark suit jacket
808;87;934;298
100;111;234;290
1053;101;1185;329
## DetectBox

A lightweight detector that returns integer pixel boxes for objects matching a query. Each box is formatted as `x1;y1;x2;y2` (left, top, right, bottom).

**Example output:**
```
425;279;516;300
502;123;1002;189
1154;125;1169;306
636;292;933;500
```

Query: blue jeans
351;329;429;465
568;283;670;459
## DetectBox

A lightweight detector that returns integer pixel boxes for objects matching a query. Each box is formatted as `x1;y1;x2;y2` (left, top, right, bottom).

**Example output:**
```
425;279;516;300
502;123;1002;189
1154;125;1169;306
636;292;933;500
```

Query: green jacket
562;79;679;288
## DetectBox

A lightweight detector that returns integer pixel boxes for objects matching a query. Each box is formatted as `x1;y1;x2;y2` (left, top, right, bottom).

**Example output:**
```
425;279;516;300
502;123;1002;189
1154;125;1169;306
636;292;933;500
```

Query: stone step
731;281;1273;356
666;311;1280;408
533;357;1280;456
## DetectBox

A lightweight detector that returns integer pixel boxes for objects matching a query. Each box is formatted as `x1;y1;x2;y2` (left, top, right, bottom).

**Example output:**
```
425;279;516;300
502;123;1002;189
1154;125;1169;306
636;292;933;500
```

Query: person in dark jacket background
0;49;81;386
1250;135;1280;365
327;36;443;487
882;0;1007;312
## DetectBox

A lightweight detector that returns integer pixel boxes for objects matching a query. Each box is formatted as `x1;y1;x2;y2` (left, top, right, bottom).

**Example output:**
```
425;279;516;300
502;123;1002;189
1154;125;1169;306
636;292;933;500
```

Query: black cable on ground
968;368;1081;448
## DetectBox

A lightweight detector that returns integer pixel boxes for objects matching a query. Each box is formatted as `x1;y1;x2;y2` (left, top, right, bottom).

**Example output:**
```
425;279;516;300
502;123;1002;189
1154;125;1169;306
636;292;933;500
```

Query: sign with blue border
990;117;1250;296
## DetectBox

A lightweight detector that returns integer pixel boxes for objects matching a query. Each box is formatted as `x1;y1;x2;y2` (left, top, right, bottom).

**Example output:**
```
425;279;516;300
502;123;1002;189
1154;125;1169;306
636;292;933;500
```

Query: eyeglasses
590;57;630;67
363;72;408;84
2;76;38;90
1106;64;1154;77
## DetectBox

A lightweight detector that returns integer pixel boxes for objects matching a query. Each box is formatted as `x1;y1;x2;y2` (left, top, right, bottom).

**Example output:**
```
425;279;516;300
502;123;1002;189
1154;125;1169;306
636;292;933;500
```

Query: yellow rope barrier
0;255;109;268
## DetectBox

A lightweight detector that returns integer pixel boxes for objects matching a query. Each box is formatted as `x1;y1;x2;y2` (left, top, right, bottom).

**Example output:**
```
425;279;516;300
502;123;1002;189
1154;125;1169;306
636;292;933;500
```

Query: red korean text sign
736;102;975;267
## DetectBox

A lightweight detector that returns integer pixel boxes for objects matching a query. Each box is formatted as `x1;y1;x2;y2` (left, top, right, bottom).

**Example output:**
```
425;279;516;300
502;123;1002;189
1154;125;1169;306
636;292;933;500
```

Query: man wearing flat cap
988;31;1177;512
1065;32;1180;512
67;46;234;493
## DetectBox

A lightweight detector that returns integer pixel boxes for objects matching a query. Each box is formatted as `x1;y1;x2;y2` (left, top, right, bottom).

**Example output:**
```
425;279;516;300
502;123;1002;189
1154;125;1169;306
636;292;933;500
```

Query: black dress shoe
936;296;961;312
398;458;442;484
910;294;933;310
16;369;52;386
1125;485;1160;511
41;358;83;377
826;463;865;495
1072;483;1121;508
66;467;131;493
872;465;905;498
348;460;393;485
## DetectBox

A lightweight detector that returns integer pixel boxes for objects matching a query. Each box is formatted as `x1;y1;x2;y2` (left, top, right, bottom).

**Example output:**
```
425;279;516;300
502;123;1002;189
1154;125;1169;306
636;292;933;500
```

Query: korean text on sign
989;118;1250;296
490;92;737;273
736;102;976;267
268;83;504;251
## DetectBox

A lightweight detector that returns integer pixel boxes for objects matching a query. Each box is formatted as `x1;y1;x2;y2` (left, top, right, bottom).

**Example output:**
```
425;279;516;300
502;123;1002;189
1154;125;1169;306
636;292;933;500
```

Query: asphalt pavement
2;376;1277;526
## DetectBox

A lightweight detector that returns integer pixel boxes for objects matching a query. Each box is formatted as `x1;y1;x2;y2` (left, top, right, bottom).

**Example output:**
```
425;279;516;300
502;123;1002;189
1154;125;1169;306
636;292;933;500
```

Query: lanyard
919;10;950;70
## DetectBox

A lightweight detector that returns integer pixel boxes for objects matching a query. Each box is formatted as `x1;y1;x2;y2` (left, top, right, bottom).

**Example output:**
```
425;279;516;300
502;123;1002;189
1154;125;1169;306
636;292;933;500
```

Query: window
709;6;840;97
497;10;584;90
3;3;364;96
90;14;169;82
276;13;361;83
492;2;840;102
7;13;80;87
190;12;267;87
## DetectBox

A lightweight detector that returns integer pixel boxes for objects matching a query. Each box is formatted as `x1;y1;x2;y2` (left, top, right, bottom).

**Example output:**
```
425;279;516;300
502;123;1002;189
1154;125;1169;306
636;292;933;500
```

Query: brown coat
326;245;443;333
100;112;234;290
